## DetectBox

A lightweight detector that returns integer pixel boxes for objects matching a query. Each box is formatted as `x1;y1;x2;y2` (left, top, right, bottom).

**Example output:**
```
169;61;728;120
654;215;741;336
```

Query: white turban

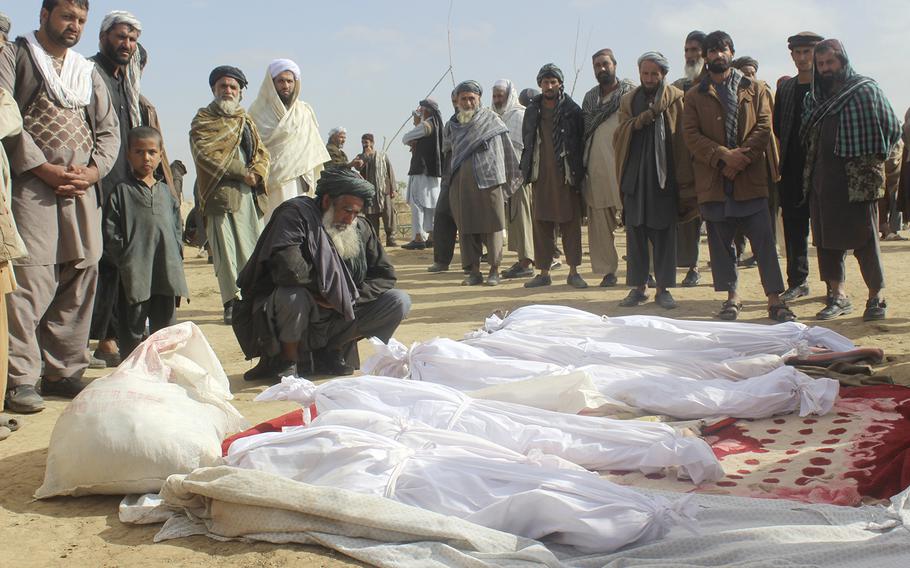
492;79;509;92
329;126;346;138
99;11;143;129
637;51;670;75
268;58;300;80
100;10;142;34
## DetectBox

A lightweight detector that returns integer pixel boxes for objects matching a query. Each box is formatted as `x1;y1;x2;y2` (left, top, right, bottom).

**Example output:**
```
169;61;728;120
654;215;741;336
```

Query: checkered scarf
716;68;744;149
801;67;900;159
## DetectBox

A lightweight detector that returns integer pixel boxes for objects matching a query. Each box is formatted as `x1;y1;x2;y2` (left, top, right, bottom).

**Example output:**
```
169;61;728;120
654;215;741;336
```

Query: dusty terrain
2;222;910;567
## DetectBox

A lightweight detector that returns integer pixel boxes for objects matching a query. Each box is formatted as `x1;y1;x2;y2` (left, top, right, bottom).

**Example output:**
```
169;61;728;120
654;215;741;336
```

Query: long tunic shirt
534;106;577;223
620;90;678;230
0;42;120;268
810;116;878;250
91;52;133;200
103;175;189;304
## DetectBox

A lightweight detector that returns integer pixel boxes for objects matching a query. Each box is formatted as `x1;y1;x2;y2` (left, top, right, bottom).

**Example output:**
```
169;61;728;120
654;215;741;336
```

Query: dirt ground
2;225;910;567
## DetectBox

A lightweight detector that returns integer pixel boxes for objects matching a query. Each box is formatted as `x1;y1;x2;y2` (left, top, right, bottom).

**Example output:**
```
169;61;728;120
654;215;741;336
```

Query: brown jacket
682;74;772;204
614;84;696;220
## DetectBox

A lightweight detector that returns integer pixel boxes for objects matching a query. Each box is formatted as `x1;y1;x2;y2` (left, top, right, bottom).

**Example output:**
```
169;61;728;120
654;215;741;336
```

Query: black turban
315;167;375;207
536;63;564;85
361;133;374;142
208;65;247;89
732;56;759;72
686;30;706;45
419;98;440;113
518;88;539;107
455;80;482;96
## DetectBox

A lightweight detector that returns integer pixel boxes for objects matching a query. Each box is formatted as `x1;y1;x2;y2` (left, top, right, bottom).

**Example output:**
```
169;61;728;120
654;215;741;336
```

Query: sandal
769;303;797;322
716;300;742;321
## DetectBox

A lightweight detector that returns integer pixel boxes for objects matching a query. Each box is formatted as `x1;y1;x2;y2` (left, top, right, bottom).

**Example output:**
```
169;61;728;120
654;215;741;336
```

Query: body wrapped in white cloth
225;410;699;553
255;375;724;484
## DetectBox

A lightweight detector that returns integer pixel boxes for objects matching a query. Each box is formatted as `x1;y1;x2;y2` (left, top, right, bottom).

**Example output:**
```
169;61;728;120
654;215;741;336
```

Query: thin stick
382;66;452;153
447;0;456;86
569;18;582;98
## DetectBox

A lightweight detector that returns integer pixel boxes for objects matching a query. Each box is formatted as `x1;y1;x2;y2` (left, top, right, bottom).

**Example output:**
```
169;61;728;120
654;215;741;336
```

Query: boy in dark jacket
104;127;189;356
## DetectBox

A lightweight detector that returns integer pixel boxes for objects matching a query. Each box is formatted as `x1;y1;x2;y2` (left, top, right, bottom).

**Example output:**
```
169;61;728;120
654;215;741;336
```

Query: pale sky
4;0;908;196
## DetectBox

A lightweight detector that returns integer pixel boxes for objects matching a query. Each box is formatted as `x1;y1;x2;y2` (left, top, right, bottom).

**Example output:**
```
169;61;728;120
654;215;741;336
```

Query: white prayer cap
268;58;300;80
329;127;346;138
100;10;142;34
492;79;510;92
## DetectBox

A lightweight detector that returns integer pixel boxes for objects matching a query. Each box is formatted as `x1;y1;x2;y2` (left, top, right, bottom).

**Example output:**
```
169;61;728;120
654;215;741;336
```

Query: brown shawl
190;101;270;211
613;83;695;220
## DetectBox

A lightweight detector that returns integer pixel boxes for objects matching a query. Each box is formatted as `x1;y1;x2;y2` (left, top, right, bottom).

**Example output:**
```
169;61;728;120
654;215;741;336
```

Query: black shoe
480;253;489;262
863;298;887;321
599;273;618;287
816;296;853;320
462;272;483;286
738;255;757;268
243;356;297;382
655;290;678;309
386;237;398;247
780;283;810;302
501;263;534;279
223;300;234;325
485;272;501;286
5;385;45;413
39;377;86;399
424;239;434;249
524;274;552;288
426;262;449;273
619;289;649;307
92;349;122;368
402;240;426;250
567;274;589;289
681;268;700;287
646;274;657;288
313;350;354;376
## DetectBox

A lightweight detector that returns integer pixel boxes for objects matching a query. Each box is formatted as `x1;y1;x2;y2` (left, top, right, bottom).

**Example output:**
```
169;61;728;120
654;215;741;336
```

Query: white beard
457;109;476;123
684;59;704;82
322;207;362;260
215;98;240;114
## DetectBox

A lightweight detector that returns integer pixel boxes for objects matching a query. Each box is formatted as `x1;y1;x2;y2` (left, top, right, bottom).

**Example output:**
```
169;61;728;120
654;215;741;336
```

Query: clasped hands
720;147;751;180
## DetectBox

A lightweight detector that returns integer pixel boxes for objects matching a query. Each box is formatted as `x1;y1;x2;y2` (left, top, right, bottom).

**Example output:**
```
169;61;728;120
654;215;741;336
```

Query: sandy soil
2;225;909;567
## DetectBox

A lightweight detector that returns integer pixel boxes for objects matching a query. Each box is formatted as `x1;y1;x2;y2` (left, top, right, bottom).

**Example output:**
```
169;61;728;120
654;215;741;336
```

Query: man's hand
722;147;752;172
57;164;99;196
243;171;260;187
31;163;73;194
722;165;740;180
351;157;365;170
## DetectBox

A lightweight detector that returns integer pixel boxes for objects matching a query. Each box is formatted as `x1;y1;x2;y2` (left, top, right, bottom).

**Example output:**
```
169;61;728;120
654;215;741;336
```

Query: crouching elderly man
234;167;410;381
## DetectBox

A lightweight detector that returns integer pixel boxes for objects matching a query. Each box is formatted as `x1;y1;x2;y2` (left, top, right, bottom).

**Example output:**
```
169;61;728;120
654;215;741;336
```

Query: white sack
255;375;723;484
225;421;698;553
36;322;248;498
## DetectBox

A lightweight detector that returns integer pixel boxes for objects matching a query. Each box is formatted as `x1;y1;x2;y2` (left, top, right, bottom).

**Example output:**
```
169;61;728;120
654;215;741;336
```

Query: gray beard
685;59;704;82
322;207;362;260
457;109;476;123
215;98;240;114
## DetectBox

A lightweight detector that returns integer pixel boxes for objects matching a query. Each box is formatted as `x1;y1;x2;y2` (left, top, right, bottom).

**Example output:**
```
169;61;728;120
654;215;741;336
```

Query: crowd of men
406;29;904;327
0;0;908;415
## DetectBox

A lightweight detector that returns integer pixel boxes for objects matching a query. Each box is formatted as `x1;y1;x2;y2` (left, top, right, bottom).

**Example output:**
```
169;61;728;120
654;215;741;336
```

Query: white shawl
25;32;94;109
249;72;329;188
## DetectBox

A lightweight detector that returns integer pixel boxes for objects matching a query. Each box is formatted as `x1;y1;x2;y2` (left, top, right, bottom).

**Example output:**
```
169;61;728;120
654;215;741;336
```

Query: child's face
128;137;162;178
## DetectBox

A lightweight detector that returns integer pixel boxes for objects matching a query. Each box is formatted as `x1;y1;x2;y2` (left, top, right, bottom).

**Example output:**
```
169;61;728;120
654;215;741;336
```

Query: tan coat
614;84;695;219
0;87;26;264
682;75;773;204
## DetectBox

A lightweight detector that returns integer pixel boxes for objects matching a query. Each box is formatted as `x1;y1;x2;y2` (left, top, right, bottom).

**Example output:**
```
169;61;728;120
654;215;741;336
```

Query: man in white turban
249;58;330;221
